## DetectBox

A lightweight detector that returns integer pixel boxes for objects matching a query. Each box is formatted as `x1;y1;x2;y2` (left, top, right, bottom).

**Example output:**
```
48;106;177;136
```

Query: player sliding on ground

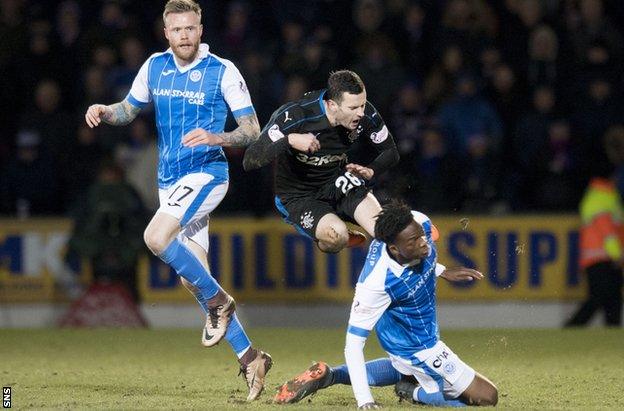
243;70;399;253
275;200;498;408
84;0;270;401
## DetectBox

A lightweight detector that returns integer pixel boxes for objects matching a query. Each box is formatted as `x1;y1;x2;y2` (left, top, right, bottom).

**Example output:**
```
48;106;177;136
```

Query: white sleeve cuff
435;263;446;277
345;333;375;407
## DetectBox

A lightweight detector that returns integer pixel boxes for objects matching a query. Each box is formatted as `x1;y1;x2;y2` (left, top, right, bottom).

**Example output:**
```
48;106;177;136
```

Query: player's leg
144;211;221;309
352;192;382;237
331;187;380;248
458;372;498;406
274;358;401;404
274;196;356;253
146;174;232;345
391;342;491;407
183;228;272;400
315;213;350;253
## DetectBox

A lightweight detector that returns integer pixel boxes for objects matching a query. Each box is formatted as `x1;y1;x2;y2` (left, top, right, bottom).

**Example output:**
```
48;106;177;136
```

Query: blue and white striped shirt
347;211;446;359
127;43;254;188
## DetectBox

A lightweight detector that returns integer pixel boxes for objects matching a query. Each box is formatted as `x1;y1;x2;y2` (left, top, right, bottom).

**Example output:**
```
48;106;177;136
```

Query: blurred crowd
2;0;624;218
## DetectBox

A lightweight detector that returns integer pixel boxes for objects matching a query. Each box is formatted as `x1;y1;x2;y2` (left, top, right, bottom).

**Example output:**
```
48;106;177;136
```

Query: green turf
1;328;622;409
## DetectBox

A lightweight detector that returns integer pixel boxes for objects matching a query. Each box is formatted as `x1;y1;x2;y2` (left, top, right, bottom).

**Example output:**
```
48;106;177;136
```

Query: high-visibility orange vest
579;178;624;269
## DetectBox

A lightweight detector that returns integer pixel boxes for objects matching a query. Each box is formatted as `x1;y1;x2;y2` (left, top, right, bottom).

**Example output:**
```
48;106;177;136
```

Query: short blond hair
163;0;201;24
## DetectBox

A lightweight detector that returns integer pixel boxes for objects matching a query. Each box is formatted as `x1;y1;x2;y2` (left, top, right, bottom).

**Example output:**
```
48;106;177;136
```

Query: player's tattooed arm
101;99;141;126
85;99;141;128
218;113;261;147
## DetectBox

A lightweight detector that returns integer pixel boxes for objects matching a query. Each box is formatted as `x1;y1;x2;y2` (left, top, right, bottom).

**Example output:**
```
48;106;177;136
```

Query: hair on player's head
163;0;201;23
327;70;365;103
374;199;414;244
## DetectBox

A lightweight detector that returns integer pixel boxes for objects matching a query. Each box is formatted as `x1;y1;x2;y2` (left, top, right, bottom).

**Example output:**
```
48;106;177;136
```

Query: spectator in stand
81;65;114;108
406;128;464;213
392;1;429;78
276;19;306;77
110;36;146;101
526;24;560;91
83;0;131;49
437;73;503;158
19;79;74;165
351;34;405;115
18;18;64;105
280;75;309;104
55;1;88;108
531;119;582;211
487;63;526;140
507;85;558;210
0;130;60;216
435;0;497;60
301;40;336;90
219;1;253;62
64;123;106;213
238;49;281;124
500;0;544;75
568;0;623;70
460;133;503;213
478;44;503;83
423;45;465;109
572;77;622;177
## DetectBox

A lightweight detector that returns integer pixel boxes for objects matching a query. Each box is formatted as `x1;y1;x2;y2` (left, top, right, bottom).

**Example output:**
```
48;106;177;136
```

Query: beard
172;41;199;62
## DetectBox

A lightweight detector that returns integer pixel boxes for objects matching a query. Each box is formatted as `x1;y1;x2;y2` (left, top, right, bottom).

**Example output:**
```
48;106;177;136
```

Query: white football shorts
389;340;476;399
158;172;228;252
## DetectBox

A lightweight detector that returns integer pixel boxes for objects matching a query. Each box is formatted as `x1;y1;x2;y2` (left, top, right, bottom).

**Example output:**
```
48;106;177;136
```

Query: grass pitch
1;328;622;409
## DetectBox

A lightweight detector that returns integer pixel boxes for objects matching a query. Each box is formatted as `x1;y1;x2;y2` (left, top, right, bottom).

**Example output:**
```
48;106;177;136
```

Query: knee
318;225;349;253
482;386;498;406
143;227;170;255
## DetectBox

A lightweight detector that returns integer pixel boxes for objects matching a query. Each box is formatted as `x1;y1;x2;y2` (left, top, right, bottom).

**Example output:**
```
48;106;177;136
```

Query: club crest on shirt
347;124;364;142
190;70;202;82
444;362;456;374
300;211;314;229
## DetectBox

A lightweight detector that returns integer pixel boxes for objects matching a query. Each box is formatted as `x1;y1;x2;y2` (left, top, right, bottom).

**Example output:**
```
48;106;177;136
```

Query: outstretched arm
85;99;141;128
439;266;483;282
345;332;378;408
345;284;391;408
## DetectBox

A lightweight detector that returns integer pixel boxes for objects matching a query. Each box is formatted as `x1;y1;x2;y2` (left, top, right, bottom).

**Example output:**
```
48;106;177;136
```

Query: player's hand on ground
287;133;320;153
440;267;483;283
359;402;381;409
182;128;225;147
85;104;111;128
346;163;374;180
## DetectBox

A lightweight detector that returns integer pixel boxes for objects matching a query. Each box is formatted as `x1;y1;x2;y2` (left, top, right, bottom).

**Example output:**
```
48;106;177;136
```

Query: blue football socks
159;238;220;311
225;313;252;357
331;358;401;386
415;387;466;407
160;238;252;357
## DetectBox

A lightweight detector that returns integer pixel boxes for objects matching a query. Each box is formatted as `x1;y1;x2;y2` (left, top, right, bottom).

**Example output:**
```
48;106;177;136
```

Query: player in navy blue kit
243;70;399;253
84;0;270;401
275;200;497;408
